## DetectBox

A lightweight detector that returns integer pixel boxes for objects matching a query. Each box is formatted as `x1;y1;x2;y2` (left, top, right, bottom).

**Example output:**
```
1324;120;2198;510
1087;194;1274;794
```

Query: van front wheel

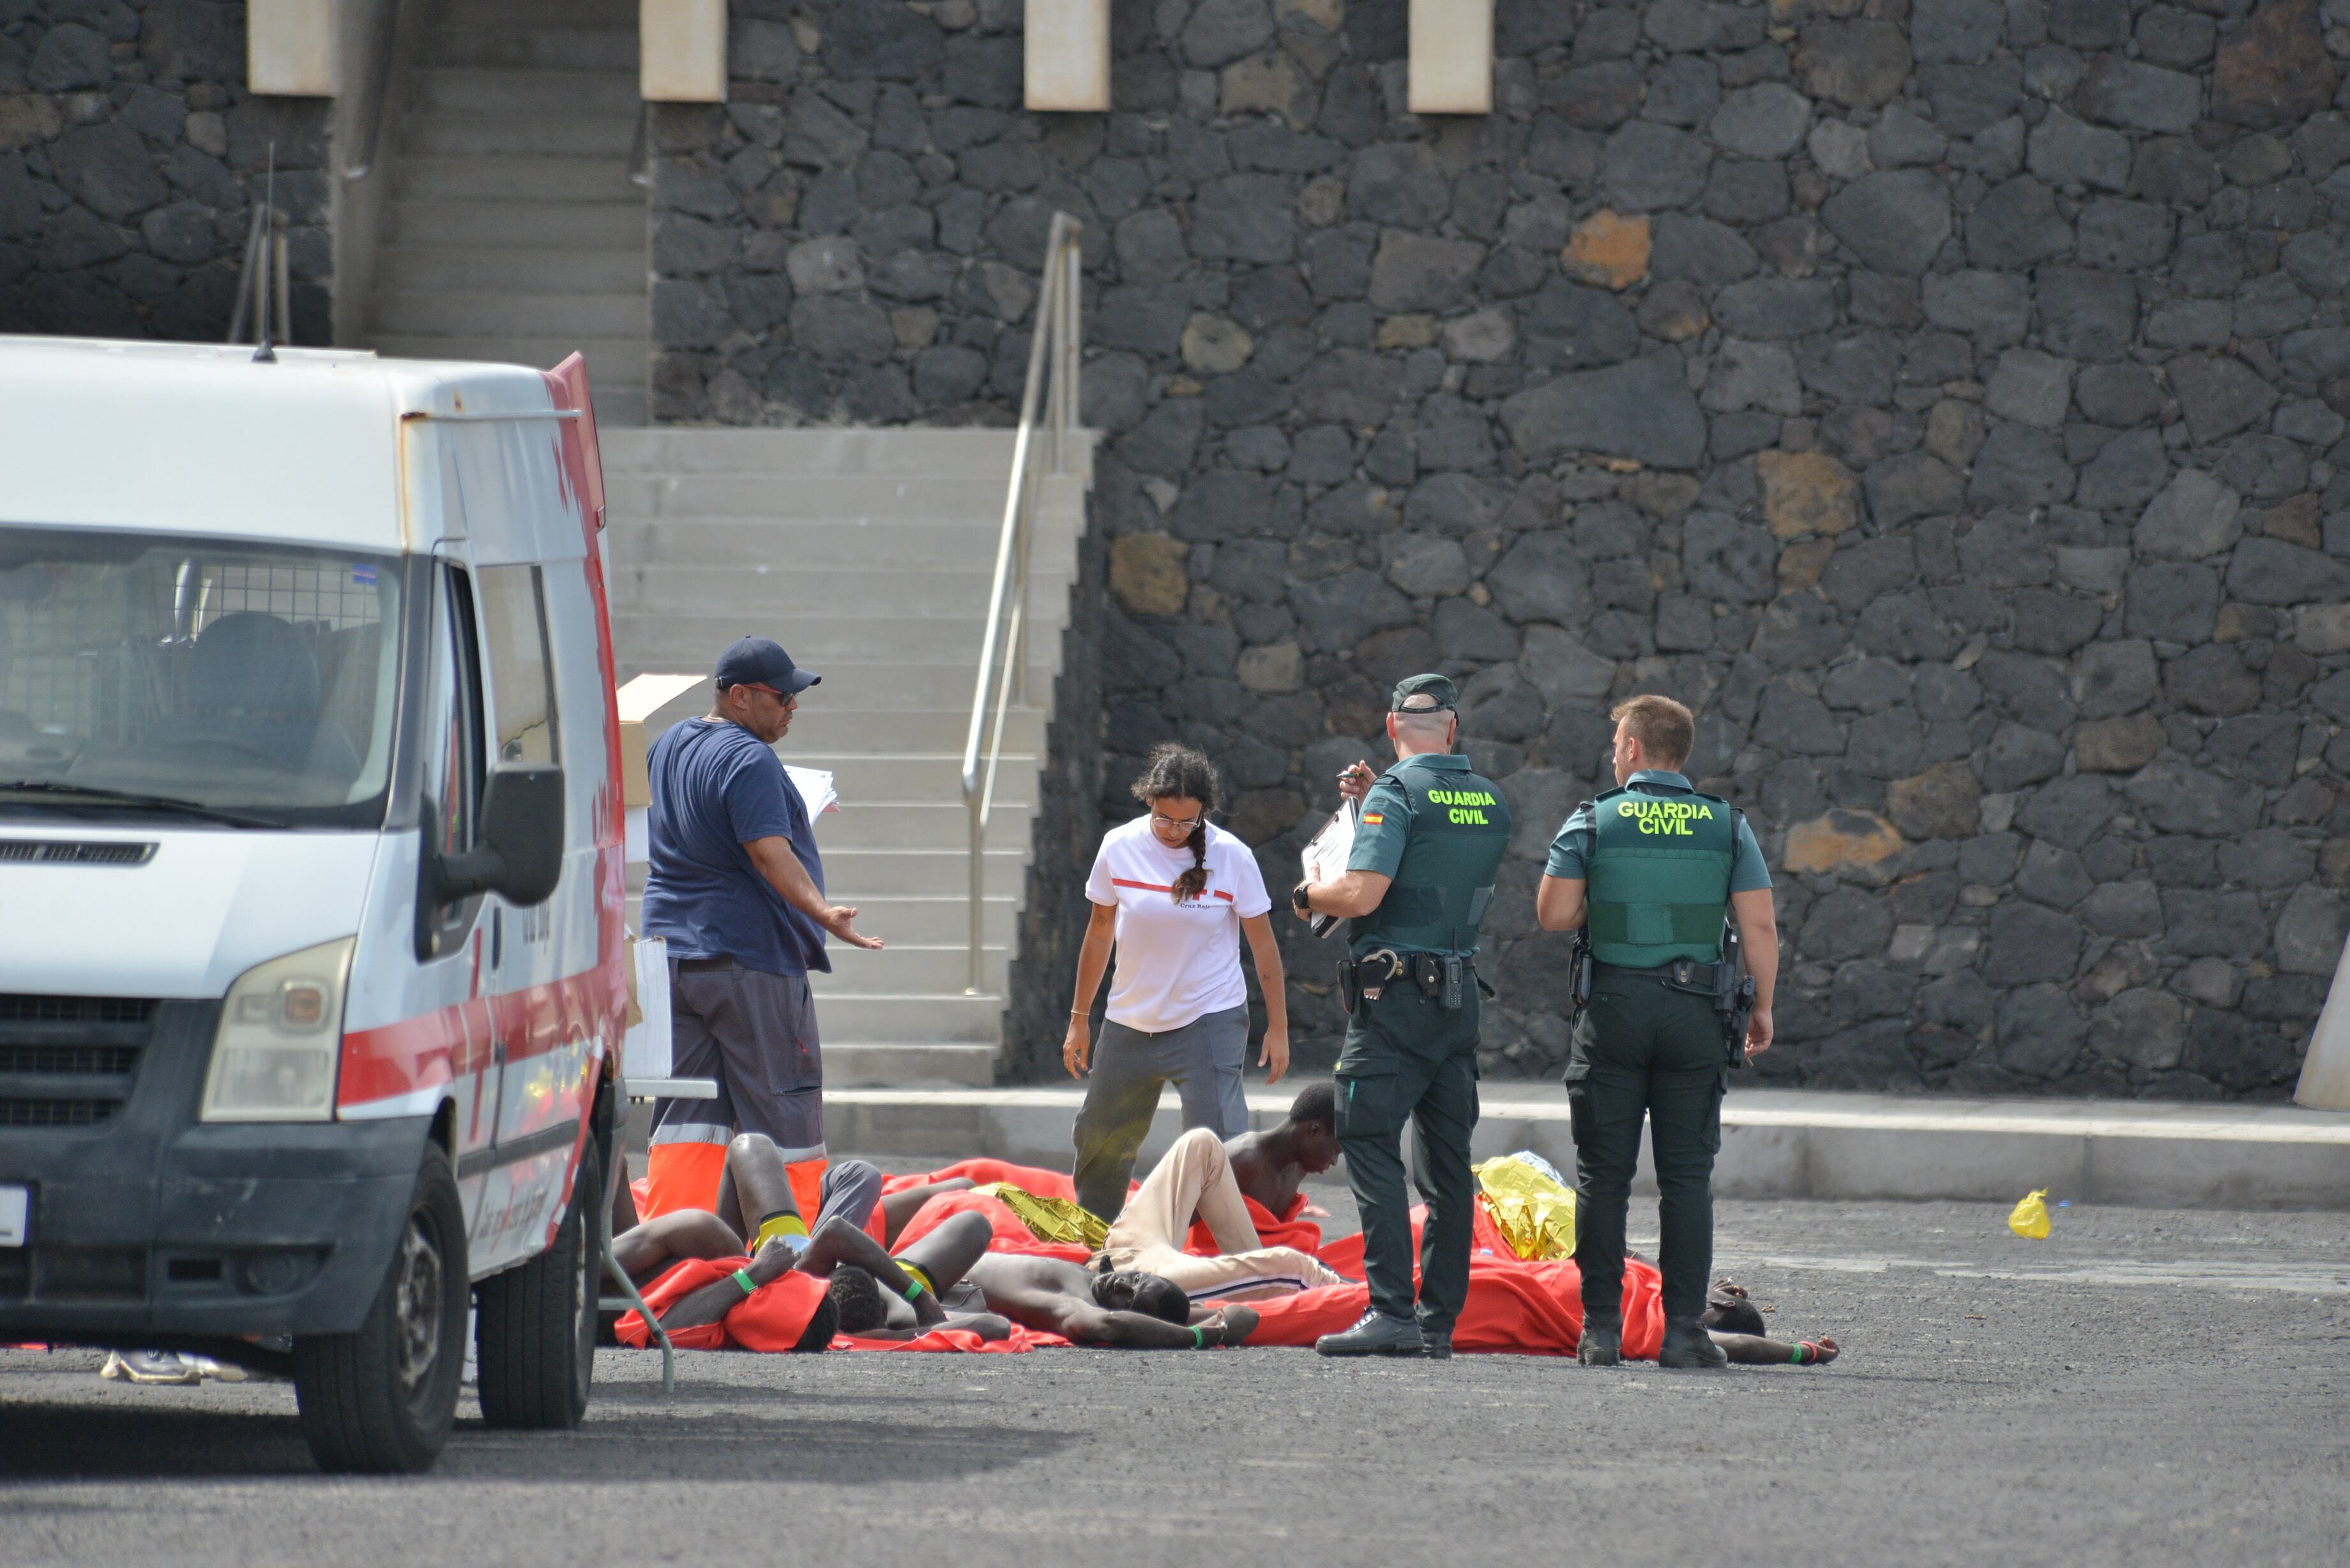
474;1131;600;1429
292;1143;467;1474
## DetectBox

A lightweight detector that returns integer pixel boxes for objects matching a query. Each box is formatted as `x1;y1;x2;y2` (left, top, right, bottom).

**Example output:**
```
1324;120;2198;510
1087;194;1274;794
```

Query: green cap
1390;673;1458;712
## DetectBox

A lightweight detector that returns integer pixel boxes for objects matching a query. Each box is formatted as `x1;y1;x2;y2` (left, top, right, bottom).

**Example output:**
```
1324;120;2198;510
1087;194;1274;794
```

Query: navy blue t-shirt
640;718;829;976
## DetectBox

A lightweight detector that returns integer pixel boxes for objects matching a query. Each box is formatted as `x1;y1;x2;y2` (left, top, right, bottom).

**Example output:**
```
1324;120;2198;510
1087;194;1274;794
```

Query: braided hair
1130;743;1221;904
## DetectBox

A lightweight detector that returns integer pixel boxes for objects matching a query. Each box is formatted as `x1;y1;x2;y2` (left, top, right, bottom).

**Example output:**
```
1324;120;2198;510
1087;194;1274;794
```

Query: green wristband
732;1268;758;1298
1190;1323;1208;1348
1789;1342;1803;1364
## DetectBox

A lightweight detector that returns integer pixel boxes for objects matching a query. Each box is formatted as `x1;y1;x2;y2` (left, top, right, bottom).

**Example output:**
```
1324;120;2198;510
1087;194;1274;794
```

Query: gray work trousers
1070;1005;1250;1222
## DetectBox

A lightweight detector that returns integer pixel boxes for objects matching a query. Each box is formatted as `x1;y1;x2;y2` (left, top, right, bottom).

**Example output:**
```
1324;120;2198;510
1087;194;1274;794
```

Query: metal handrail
340;0;408;181
962;212;1084;994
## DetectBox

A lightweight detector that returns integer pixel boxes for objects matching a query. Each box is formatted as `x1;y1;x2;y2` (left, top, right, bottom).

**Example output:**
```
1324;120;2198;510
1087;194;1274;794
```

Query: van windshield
0;526;404;829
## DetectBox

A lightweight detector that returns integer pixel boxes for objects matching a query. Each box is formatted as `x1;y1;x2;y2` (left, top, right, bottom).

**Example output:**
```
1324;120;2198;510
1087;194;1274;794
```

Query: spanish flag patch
1362;813;1384;825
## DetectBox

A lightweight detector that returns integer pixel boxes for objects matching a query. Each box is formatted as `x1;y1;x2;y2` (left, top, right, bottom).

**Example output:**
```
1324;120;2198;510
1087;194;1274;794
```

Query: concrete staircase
363;0;648;425
600;428;1093;1087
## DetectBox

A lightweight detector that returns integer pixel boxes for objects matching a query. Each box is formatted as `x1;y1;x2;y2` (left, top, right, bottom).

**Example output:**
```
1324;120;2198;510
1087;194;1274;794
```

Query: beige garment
1100;1127;1349;1304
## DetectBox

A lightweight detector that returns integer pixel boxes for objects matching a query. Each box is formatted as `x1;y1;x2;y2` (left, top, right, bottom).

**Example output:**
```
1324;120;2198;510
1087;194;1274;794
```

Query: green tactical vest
1351;758;1513;956
1584;783;1738;969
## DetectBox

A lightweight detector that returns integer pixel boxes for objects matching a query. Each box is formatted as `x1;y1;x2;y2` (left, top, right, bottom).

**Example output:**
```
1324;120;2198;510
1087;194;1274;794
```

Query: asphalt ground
2;1172;2346;1568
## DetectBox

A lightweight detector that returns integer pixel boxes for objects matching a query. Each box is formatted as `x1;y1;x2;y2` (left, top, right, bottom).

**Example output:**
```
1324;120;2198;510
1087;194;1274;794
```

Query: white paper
785;765;840;818
0;1185;26;1248
621;936;672;1081
1301;799;1359;887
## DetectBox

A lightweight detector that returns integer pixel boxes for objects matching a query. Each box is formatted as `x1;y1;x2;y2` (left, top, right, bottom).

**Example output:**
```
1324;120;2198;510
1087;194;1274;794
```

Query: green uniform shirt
1545;770;1772;891
1346;753;1513;956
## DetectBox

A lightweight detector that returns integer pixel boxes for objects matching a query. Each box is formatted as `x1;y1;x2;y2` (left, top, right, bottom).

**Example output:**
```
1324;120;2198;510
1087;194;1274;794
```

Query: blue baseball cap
713;636;820;695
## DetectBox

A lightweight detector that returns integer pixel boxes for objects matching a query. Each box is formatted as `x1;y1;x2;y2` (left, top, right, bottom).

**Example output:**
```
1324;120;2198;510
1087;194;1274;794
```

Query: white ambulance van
0;338;629;1472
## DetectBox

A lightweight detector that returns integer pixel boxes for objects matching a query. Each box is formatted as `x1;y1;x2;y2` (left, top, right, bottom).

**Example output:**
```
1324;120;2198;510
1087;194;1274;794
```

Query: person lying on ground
614;1132;1007;1343
1222;1080;1342;1219
611;1149;971;1252
962;1253;1259;1348
1096;1126;1353;1305
1692;1278;1839;1366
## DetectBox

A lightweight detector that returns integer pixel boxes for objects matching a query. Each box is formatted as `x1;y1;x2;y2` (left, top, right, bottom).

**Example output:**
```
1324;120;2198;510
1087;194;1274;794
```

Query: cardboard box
616;672;705;810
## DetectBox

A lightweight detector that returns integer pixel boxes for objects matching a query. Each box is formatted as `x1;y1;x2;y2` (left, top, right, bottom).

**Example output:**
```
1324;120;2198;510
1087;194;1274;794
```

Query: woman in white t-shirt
1063;743;1288;1222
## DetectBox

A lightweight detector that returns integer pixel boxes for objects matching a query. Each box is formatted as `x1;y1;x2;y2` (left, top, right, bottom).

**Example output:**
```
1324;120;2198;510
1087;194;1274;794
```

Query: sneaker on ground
107;1350;202;1385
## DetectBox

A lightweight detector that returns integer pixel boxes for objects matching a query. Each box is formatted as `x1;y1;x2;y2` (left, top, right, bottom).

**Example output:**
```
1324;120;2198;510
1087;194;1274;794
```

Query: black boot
1577;1314;1621;1367
1658;1318;1729;1368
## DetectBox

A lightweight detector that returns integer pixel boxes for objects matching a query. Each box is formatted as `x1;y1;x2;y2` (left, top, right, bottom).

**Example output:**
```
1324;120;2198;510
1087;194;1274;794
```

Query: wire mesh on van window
0;528;405;827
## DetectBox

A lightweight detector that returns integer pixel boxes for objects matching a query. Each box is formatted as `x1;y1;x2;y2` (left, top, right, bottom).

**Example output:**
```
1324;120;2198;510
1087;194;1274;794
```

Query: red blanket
1244;1238;1665;1359
615;1255;1060;1353
881;1159;1077;1198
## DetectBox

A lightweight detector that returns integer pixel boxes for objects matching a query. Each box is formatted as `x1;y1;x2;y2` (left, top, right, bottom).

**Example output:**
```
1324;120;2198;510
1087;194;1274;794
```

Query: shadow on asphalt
0;1403;317;1478
0;1399;1072;1484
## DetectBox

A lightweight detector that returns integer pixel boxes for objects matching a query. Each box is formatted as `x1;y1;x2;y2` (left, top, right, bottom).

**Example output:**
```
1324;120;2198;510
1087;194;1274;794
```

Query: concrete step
609;661;1054;712
809;801;1039;850
824;1044;1001;1090
610;612;1063;662
402;112;638;159
393;155;642;204
609;472;1020;522
807;991;1012;1044
824;1086;2350;1211
409;67;639;117
606;516;1079;570
807;754;1040;799
829;894;1021;945
374;245;647;295
589;385;649;428
612;564;1074;617
425;26;638;72
815;847;1030;898
809;944;1012;994
611;705;1050;755
623;896;1022;949
372;290;646;337
387;199;644;249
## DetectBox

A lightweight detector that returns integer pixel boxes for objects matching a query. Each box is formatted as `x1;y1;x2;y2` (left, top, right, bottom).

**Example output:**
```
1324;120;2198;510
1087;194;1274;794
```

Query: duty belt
1340;948;1490;1013
1593;956;1720;993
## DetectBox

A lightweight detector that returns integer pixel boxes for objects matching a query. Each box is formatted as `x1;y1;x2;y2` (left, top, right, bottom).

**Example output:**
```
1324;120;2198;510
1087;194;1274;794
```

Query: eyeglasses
743;683;795;704
1149;811;1203;832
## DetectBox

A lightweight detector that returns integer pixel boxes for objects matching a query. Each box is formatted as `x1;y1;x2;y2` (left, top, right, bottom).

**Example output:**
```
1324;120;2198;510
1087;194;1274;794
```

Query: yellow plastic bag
973;1183;1109;1249
1472;1153;1577;1261
2008;1189;2051;1239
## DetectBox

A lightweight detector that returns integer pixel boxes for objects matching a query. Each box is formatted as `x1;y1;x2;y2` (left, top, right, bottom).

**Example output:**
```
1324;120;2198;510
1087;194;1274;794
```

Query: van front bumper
0;1000;431;1340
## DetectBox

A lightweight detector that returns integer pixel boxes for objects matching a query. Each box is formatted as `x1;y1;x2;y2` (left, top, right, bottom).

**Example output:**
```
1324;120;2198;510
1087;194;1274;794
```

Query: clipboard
1300;798;1360;939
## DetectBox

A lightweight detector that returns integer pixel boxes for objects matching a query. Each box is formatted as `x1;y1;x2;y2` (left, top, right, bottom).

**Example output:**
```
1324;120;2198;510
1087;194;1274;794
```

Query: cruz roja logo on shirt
1615;797;1714;836
1427;787;1497;825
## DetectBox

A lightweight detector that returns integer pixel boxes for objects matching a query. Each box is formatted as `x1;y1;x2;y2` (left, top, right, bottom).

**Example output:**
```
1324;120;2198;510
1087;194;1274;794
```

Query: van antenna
253;141;277;364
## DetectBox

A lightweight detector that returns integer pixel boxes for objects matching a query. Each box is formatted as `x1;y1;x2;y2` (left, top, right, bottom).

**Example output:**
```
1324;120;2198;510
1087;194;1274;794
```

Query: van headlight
201;937;355;1122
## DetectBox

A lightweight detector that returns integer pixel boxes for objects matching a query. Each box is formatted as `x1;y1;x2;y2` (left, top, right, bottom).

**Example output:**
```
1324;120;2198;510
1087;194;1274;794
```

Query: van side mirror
435;765;565;908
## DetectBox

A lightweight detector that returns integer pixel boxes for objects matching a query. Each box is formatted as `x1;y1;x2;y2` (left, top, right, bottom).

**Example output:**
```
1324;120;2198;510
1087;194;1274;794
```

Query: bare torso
1222;1131;1301;1216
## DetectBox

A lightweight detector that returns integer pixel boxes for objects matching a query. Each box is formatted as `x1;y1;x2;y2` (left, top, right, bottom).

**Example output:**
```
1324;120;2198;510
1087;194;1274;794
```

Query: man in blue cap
640;637;883;1220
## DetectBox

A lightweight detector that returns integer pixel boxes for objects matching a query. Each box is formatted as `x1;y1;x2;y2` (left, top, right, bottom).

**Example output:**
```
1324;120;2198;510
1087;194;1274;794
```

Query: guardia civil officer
1536;694;1778;1369
1293;675;1511;1359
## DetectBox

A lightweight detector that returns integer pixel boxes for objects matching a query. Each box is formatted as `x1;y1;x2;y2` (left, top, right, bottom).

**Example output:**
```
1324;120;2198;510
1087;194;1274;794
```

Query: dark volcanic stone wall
653;0;2350;1099
1;2;331;343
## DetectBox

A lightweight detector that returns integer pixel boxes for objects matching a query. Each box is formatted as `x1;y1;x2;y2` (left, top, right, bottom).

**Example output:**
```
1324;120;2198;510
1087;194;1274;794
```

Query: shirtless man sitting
962;1254;1259;1349
1222;1081;1342;1217
614;1133;1008;1345
1095;1126;1353;1306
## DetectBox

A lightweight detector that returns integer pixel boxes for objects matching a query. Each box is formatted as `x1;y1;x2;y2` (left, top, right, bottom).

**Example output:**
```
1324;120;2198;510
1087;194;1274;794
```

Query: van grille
0;994;157;1129
0;840;156;866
